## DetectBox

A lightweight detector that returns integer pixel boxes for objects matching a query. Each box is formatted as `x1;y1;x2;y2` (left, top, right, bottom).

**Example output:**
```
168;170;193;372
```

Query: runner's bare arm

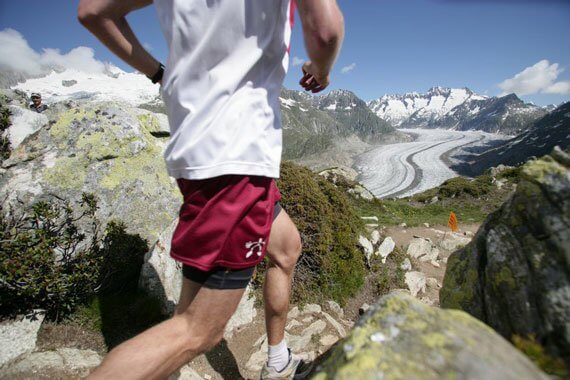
77;0;162;80
296;0;344;93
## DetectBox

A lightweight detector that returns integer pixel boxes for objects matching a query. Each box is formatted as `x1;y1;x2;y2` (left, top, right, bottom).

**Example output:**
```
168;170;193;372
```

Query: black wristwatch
148;63;165;84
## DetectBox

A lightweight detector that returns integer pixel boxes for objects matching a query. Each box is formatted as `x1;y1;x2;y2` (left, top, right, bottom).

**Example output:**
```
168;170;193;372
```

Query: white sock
267;339;289;372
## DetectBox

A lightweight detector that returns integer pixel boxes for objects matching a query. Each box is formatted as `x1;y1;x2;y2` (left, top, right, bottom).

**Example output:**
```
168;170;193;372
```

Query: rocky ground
0;222;476;379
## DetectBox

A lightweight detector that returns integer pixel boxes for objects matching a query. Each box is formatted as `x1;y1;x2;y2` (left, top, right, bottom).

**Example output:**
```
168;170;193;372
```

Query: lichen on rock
440;148;570;369
313;292;547;380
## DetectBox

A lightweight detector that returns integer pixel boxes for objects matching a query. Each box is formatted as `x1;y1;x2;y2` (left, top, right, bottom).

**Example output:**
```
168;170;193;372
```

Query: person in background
78;0;344;379
29;93;48;113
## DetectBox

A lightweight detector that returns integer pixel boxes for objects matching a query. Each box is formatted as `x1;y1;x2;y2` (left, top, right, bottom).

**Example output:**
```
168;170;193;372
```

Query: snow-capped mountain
368;87;486;127
453;102;570;175
6;65;160;106
368;87;547;134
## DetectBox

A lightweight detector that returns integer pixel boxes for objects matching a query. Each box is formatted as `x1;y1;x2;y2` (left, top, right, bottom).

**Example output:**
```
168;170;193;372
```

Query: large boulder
313;292;547;380
0;311;45;369
440;148;570;362
0;99;180;244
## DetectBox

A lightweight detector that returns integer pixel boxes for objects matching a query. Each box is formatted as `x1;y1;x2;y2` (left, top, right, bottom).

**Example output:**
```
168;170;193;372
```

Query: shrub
0;193;149;320
0;194;101;319
0;97;12;161
257;161;366;304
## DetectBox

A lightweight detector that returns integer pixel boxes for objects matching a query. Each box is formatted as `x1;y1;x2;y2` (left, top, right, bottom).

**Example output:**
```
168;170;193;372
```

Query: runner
78;0;344;378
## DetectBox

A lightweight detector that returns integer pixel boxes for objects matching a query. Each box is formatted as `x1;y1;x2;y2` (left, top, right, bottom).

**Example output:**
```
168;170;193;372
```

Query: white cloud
292;56;304;66
143;42;153;51
498;60;570;96
341;63;356;74
0;28;106;75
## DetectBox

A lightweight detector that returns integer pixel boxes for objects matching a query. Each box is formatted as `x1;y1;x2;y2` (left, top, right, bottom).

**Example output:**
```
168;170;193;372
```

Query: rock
302;316;314;324
2;348;102;378
365;223;378;228
318;166;359;183
430;260;441;268
0;101;180;245
302;304;322;314
286;320;302;331
0;310;45;368
423;223;430;228
302;320;327;337
406;237;439;262
322;311;347;338
358;235;374;264
358;303;370;315
288;306;300;319
370;230;381;246
320;335;339;347
400;258;412;272
429;196;439;204
245;348;267;372
426;277;440;289
376;237;395;263
360;216;379;222
62;79;78;87
325;301;344;318
313;292;548;380
224;286;257;339
437;233;472;252
347;185;375;201
405;271;426;298
288;333;313;353
139;219;181;315
399;222;407;228
441;151;570;362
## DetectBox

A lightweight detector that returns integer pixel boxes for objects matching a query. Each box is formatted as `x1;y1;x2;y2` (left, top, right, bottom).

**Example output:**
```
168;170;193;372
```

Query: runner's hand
299;61;329;93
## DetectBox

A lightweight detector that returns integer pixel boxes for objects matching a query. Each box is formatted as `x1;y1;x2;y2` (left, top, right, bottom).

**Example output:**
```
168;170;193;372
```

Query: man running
78;0;344;378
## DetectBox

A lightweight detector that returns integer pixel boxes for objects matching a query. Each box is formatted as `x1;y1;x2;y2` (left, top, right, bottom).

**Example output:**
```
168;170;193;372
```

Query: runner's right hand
299;61;329;93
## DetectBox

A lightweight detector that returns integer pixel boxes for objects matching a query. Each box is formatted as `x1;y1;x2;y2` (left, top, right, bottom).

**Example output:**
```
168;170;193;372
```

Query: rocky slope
441;148;570;366
368;87;547;134
454;102;570;175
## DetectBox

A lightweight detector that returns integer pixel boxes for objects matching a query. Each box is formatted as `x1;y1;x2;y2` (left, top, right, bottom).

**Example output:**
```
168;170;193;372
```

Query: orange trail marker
448;211;459;232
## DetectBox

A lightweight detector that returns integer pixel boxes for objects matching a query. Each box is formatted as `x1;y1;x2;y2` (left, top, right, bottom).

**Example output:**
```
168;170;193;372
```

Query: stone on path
0;310;45;368
406;237;439;262
376;237;395;263
358;235;374;264
405;271;427;298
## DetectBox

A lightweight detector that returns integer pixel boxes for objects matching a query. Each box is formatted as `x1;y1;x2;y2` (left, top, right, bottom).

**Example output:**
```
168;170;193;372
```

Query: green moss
137;113;161;133
522;156;566;183
440;251;479;311
493;266;517;290
512;335;568;377
43;156;88;190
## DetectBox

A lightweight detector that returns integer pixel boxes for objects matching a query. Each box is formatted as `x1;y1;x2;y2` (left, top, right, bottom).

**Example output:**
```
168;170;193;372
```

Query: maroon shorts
170;175;282;271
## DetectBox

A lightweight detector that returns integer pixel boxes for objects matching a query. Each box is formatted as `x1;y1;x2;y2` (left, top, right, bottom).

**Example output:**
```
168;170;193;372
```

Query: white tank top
154;0;294;179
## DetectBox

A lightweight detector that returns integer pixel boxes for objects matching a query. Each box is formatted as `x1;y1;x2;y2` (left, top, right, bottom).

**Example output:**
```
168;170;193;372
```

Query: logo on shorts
245;238;265;259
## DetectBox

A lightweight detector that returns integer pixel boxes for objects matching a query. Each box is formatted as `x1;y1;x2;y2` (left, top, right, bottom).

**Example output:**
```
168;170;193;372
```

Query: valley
355;129;507;198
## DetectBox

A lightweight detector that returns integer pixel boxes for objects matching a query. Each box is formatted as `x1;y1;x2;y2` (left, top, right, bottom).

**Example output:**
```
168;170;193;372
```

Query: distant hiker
78;0;344;379
29;93;48;113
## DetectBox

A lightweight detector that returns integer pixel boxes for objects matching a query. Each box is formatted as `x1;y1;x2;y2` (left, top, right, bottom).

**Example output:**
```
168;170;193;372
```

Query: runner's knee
270;232;302;274
183;326;224;355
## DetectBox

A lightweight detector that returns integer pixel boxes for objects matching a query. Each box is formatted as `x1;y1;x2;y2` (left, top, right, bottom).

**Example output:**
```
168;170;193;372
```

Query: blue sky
1;0;569;106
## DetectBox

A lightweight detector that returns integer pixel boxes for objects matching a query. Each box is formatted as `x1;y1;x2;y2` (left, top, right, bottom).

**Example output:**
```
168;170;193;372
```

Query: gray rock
406;237;439;262
358;303;370;315
437;233;472;252
400;258;412;272
441;151;570;362
302;304;322;314
376;236;396;263
358;235;374;264
405;271;426;298
319;335;339;347
2;348;101;378
313;292;548;380
0;310;45;368
370;230;381;246
325;300;344;318
322;311;346;338
139;219;181;315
